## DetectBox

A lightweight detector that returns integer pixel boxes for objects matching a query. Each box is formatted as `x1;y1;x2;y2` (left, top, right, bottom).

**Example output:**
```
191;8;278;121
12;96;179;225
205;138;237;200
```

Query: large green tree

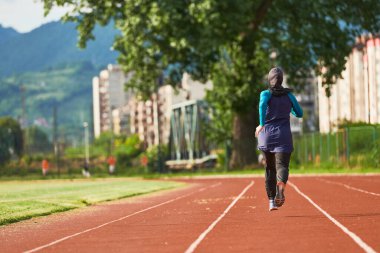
42;0;380;168
0;117;23;163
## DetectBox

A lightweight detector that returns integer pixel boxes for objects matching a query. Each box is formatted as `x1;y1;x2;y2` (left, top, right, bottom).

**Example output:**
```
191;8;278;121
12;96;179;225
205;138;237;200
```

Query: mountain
0;21;119;77
0;25;20;45
0;61;99;142
0;21;121;142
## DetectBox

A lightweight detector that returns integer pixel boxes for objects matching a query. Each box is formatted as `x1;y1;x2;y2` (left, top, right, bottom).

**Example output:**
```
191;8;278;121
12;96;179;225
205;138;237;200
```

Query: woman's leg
263;151;276;200
275;152;291;184
274;152;291;206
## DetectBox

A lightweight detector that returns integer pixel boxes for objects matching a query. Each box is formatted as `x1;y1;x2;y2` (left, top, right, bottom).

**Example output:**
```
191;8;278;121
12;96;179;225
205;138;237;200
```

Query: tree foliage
0;117;23;164
113;134;143;167
25;126;52;153
43;0;380;95
42;0;380;166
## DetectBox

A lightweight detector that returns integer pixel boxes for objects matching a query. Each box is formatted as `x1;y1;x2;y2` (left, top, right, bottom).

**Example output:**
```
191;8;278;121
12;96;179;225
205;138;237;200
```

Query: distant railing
292;126;380;168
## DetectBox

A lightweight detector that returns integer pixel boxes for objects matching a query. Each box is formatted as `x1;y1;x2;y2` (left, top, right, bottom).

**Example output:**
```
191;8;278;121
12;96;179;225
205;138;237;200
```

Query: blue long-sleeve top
259;90;303;126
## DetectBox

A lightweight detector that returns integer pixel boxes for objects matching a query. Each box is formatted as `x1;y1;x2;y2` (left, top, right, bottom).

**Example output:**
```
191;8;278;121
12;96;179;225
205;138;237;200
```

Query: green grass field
0;178;183;226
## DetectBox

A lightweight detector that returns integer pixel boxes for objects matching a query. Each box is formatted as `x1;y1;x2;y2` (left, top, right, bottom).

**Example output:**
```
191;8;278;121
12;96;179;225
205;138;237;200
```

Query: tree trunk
229;108;258;169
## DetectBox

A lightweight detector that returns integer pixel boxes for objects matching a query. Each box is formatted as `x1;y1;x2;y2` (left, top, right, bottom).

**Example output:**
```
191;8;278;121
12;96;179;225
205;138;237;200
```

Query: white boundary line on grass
288;181;377;253
23;182;222;253
316;178;380;197
184;181;254;253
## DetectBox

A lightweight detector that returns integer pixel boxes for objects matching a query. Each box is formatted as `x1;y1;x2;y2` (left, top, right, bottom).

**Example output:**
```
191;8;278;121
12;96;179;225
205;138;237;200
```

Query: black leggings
263;152;291;200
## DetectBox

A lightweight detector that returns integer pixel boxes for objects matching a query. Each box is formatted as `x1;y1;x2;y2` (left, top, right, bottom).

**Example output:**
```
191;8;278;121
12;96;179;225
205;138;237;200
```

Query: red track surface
1;175;379;253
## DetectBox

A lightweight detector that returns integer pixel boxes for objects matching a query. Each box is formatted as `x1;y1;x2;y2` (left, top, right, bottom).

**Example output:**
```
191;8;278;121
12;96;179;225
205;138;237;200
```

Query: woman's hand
255;125;264;138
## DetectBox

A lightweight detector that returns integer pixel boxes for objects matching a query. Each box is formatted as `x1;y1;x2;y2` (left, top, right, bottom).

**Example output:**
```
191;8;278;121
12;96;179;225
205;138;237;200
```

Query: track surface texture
1;175;379;253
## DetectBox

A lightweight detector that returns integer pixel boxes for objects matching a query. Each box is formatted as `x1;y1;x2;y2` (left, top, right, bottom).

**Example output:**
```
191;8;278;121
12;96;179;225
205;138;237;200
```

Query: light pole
155;74;164;173
83;122;90;177
7;128;14;156
53;105;60;176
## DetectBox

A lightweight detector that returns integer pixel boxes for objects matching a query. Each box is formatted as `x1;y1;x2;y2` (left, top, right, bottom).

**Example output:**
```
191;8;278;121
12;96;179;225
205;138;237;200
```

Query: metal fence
292;126;380;168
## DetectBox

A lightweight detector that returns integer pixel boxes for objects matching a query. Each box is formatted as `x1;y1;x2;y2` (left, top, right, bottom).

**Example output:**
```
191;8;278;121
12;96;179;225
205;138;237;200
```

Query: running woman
255;67;303;211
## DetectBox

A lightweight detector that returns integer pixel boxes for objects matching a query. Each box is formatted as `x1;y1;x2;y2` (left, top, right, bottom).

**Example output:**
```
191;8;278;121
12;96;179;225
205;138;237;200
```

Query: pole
327;133;330;162
225;139;230;172
345;127;350;166
20;84;27;157
319;134;323;161
373;126;377;146
311;132;315;162
304;135;307;163
336;131;339;162
83;122;89;165
53;105;60;176
20;84;26;128
155;74;164;173
297;135;301;162
109;116;114;156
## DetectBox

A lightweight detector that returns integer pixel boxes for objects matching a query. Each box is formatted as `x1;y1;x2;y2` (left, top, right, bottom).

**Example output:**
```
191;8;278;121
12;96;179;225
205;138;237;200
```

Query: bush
114;134;143;167
139;145;168;173
371;139;380;168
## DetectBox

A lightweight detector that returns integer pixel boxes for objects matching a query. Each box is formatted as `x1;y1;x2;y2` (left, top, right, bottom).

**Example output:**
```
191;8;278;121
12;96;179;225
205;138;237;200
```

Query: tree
25;126;52;153
0;117;23;163
42;0;380;168
114;134;143;167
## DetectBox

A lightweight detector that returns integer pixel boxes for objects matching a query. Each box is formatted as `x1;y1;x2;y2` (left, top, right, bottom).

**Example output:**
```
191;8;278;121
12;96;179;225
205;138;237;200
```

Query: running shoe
275;183;285;207
269;199;278;211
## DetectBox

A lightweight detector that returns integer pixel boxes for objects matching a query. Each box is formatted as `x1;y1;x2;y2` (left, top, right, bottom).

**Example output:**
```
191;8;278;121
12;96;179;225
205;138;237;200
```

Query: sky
0;0;71;33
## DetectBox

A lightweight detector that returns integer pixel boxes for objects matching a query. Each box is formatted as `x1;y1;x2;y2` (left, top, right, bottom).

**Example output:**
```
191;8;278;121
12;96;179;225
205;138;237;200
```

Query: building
318;36;380;132
128;95;158;147
299;76;318;133
92;63;212;146
284;74;318;134
127;74;212;147
111;105;130;136
92;64;132;137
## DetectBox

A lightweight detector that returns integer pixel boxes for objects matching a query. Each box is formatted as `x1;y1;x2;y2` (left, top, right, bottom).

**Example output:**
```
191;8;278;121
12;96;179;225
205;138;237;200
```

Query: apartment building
283;74;318;134
127;74;212;147
111;105;130;136
92;64;132;137
92;65;210;145
318;36;380;132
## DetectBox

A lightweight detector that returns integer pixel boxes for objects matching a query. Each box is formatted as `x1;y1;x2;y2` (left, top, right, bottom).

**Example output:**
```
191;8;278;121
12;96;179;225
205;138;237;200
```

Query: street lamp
155;74;164;173
83;122;90;177
7;128;14;156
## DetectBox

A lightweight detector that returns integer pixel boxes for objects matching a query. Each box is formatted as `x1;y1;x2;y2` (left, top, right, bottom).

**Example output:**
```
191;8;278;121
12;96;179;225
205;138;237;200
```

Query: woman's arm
259;90;271;126
287;93;303;118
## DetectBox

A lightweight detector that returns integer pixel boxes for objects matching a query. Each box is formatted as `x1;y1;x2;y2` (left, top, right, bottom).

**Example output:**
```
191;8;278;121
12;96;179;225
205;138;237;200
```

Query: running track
1;175;379;253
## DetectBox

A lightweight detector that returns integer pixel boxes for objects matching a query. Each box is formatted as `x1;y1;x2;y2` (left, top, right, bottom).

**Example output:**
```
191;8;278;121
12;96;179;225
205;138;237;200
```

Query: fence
0;135;166;177
1;126;380;176
292;126;380;168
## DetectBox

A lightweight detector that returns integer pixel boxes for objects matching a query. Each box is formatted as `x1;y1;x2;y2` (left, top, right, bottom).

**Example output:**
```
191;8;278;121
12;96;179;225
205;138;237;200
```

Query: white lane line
316;178;380;197
184;181;254;253
289;181;376;253
24;182;222;253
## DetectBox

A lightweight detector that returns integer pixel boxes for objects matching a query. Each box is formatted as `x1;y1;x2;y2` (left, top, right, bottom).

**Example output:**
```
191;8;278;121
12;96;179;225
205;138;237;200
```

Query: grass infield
0;178;183;226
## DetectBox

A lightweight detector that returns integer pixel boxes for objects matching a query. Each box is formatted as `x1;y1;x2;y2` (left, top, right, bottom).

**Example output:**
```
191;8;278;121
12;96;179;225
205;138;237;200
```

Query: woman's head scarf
268;67;292;96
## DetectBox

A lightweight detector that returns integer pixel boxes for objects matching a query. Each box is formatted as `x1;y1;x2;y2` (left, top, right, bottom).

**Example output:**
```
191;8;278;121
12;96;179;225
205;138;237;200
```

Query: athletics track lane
1;176;379;253
192;178;375;253
1;179;248;252
290;176;380;252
